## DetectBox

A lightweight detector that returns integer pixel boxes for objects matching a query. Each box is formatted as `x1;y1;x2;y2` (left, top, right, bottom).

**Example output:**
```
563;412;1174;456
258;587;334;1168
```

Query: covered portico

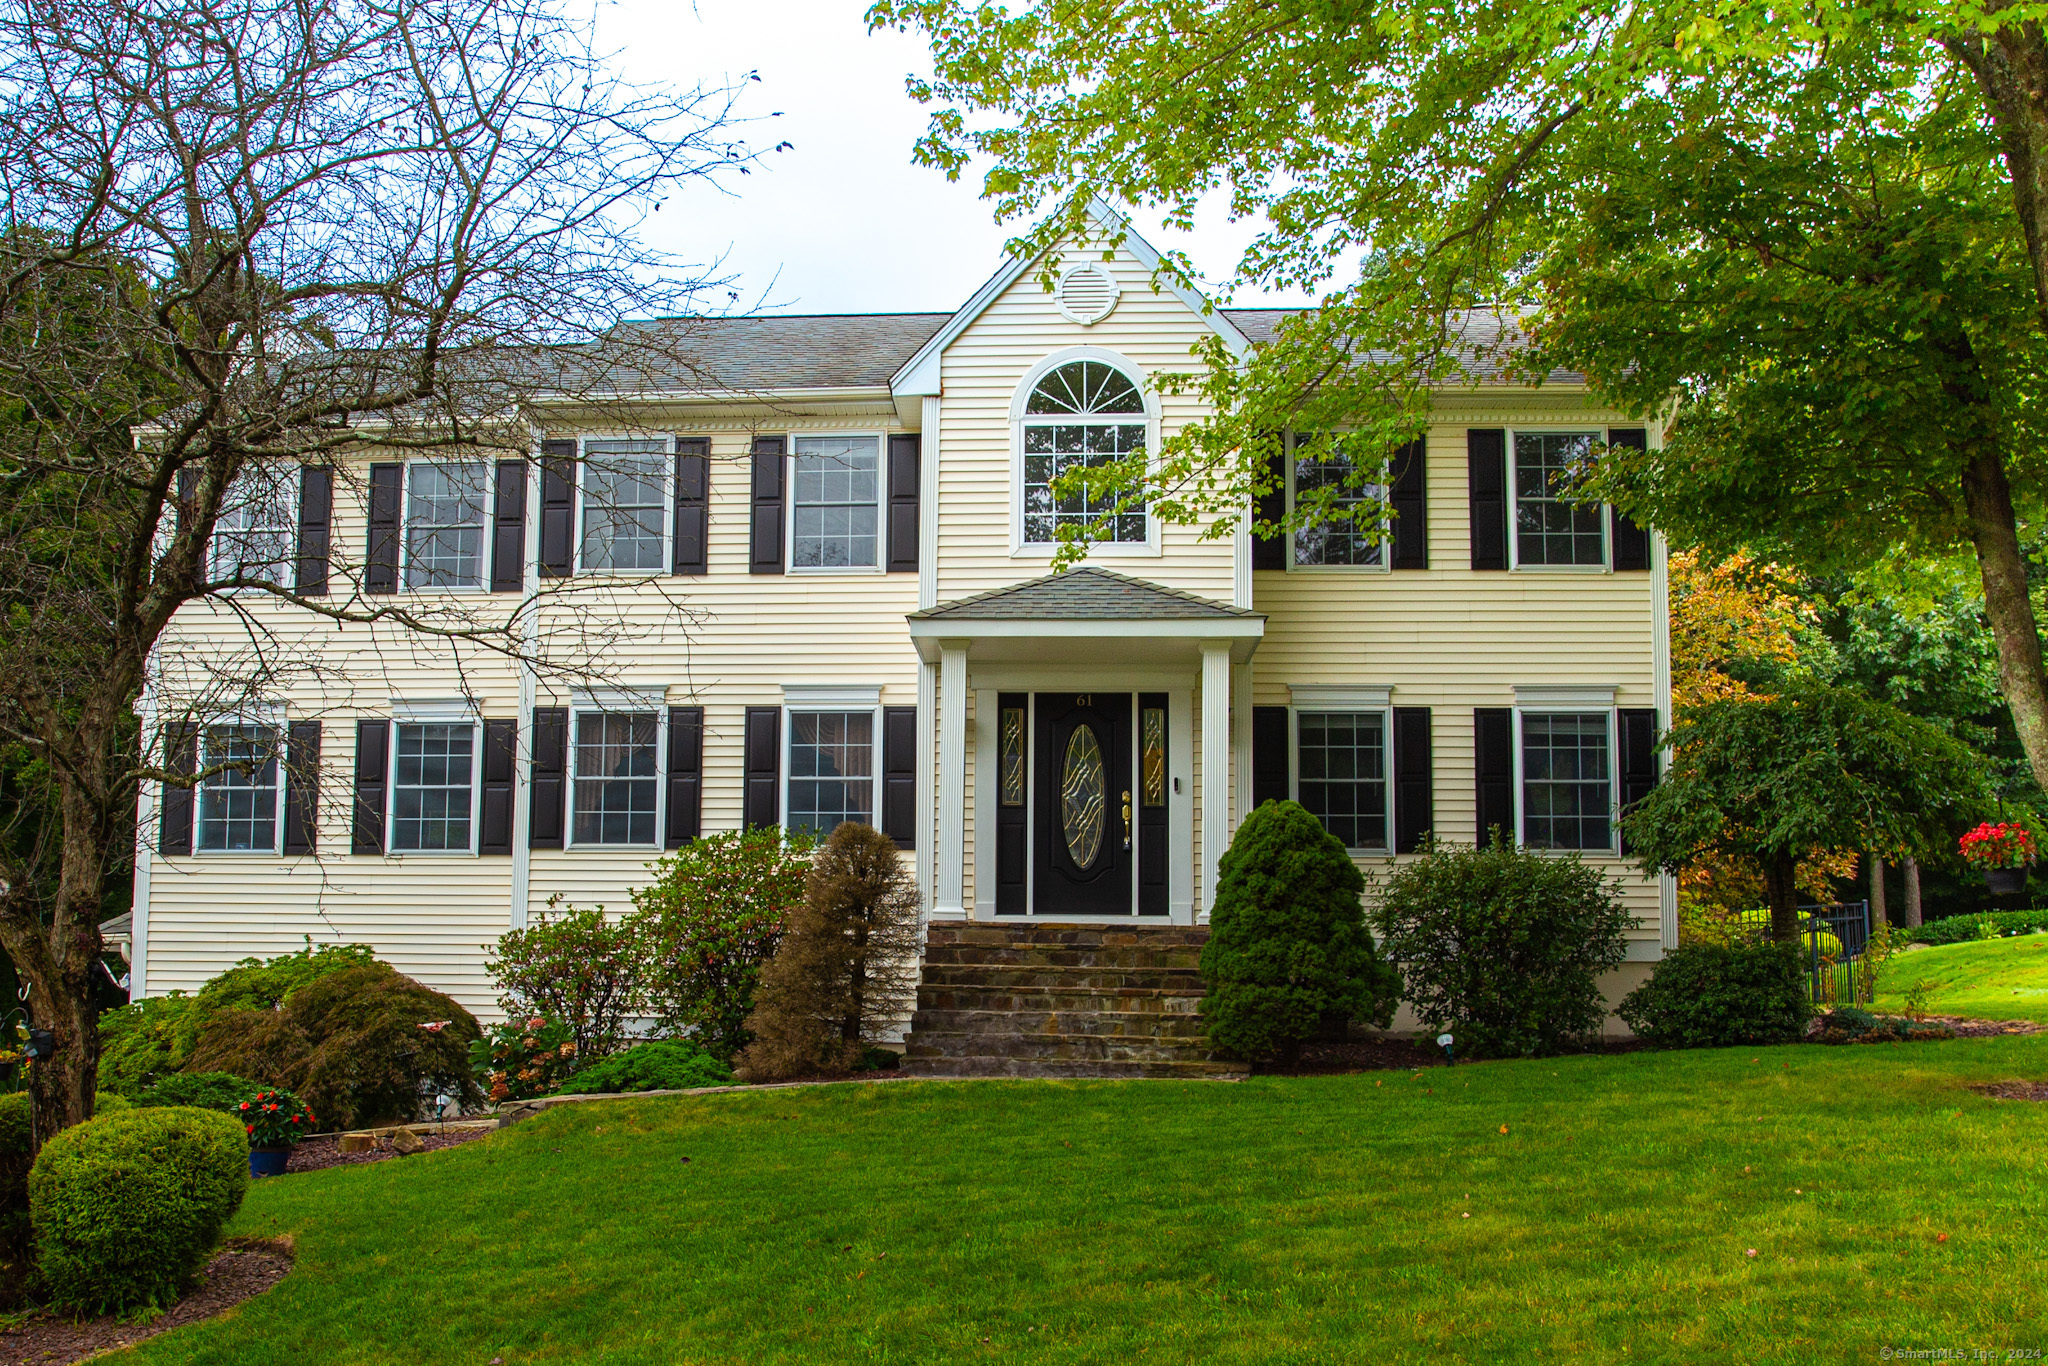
908;567;1263;924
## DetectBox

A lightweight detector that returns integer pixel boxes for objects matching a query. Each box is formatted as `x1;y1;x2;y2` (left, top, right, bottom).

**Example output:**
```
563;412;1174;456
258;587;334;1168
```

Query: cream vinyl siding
1253;405;1666;948
142;411;924;1015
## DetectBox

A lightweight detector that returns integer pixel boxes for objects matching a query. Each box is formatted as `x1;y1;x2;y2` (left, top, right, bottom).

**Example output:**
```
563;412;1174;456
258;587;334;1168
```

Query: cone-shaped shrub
1199;800;1399;1064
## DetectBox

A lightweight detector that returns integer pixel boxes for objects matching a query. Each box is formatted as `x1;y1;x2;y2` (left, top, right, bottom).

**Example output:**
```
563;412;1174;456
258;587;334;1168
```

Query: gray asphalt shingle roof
911;567;1259;622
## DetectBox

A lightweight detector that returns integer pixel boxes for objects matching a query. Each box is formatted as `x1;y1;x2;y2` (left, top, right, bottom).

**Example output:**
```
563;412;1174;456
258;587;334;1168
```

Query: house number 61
1074;694;1093;707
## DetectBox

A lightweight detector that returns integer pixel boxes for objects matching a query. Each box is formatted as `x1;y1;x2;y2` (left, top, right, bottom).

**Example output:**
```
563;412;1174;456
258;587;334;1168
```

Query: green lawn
124;1038;2048;1366
1875;933;2048;1021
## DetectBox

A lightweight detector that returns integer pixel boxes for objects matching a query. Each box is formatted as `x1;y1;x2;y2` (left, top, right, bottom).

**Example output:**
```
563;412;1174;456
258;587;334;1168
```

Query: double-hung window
197;724;281;852
1021;360;1148;546
1291;438;1386;568
211;469;298;586
1520;711;1614;850
572;711;659;845
787;710;875;839
1512;432;1606;567
404;463;491;589
791;435;880;570
1295;711;1390;851
579;440;667;573
391;722;478;851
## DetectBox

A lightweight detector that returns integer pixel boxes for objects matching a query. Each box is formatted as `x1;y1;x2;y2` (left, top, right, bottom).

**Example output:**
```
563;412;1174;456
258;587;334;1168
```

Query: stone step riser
917;967;1205;993
903;1033;1228;1064
899;1057;1246;1080
917;989;1202;1015
911;1009;1210;1039
924;926;1212;949
922;947;1206;971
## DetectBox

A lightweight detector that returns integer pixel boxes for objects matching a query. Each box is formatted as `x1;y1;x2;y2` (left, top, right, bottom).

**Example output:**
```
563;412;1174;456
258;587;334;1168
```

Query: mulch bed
1;1238;292;1366
1968;1081;2048;1102
1925;1015;2045;1037
284;1125;492;1174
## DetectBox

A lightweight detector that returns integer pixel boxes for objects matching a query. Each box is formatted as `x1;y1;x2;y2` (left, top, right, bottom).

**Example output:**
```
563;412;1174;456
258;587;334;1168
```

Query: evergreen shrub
1616;941;1812;1047
1908;908;2048;944
134;1072;265;1113
553;1040;732;1094
28;1105;247;1314
1199;801;1399;1064
3;1089;132;1291
96;992;197;1096
1370;836;1631;1058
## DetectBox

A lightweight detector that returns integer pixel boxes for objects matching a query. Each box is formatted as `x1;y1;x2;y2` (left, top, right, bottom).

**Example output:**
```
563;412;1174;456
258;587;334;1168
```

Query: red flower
245;1124;254;1134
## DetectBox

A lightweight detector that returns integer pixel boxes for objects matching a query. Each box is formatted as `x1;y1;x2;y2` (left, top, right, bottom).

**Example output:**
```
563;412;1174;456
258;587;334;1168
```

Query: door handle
1121;790;1132;849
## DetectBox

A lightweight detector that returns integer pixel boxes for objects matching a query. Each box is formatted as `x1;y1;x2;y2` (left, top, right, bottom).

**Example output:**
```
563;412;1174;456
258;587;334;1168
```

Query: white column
915;659;937;917
1201;642;1233;916
935;642;969;918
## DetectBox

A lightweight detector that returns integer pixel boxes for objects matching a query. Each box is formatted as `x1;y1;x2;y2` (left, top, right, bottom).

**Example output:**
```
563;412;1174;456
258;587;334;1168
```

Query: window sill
1287;563;1391;575
787;565;884;577
1509;564;1611;575
1011;541;1160;560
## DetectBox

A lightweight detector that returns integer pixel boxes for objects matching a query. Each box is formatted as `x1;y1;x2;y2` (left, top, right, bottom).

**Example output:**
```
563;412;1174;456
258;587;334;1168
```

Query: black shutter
282;720;321;854
529;707;567;848
1607;428;1651;571
886;433;920;574
1474;707;1515;847
479;718;516;855
1467;429;1508;571
175;467;198;540
1251;705;1290;810
296;466;332;596
538;439;576;578
160;725;196;856
1393;706;1433;854
882;705;917;846
673;438;709;576
1252;439;1287;571
996;693;1028;914
665;705;704;848
352;719;389;854
490;460;527;593
743;706;780;828
749;436;785;575
1618;707;1659;853
365;463;403;594
1390;439;1428;570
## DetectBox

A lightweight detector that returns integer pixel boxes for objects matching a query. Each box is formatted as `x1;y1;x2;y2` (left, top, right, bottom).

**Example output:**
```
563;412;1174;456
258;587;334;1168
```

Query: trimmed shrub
736;822;920;1083
190;962;480;1129
486;904;644;1062
29;1105;247;1314
553;1040;733;1094
3;1089;133;1287
632;827;812;1063
470;1014;579;1103
1800;929;1844;960
1200;801;1400;1064
1370;836;1632;1058
134;1072;264;1113
1616;942;1812;1048
96;992;197;1096
1908;908;2048;944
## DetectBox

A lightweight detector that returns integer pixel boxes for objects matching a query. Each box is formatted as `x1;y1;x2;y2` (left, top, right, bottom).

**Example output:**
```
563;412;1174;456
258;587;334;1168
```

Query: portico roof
908;567;1263;665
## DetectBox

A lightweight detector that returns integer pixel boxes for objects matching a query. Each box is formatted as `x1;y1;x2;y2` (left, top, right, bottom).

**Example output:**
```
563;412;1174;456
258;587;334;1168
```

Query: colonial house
126;205;1673;1076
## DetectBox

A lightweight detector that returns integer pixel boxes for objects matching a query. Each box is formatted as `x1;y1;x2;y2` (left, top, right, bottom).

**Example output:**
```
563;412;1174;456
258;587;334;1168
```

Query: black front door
1034;693;1133;916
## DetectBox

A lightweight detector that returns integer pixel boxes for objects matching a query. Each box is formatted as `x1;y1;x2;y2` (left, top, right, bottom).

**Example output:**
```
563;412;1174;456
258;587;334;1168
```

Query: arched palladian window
1021;360;1148;545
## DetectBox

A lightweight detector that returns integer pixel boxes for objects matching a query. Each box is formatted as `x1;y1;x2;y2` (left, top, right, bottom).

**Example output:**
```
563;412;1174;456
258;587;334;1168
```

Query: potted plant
1959;821;2037;895
237;1086;316;1177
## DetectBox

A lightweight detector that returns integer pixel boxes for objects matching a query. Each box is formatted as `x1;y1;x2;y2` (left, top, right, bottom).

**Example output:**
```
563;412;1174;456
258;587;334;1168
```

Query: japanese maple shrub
1200;800;1399;1065
632;827;812;1063
486;903;645;1063
1370;836;1630;1058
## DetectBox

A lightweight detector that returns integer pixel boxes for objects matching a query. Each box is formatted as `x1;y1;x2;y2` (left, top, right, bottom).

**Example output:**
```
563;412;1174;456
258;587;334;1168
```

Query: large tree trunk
1946;20;2048;333
1868;855;1887;927
1959;450;2048;794
1762;851;1801;945
1904;856;1923;930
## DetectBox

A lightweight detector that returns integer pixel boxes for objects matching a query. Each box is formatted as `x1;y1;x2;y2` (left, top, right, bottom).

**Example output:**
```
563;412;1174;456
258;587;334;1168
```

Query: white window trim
574;434;672;577
785;431;889;577
1289;704;1395;855
385;718;485;857
1512;706;1620;856
1506;428;1611;574
565;704;667;851
1284;431;1391;574
208;470;300;592
781;703;885;842
194;721;286;857
1008;346;1164;559
401;459;494;595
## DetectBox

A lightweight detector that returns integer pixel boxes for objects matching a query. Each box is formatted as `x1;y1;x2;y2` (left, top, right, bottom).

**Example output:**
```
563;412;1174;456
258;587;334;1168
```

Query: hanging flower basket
1960;822;2035;894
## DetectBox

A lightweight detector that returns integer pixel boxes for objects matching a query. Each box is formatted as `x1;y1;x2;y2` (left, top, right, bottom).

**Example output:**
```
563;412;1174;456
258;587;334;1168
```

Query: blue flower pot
249;1146;292;1178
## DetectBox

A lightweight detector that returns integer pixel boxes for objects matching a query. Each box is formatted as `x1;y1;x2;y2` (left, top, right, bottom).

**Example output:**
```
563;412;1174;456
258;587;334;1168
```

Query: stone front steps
900;923;1247;1080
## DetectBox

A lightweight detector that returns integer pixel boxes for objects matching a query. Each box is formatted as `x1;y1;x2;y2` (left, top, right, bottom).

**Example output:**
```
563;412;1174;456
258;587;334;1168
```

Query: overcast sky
594;0;1311;317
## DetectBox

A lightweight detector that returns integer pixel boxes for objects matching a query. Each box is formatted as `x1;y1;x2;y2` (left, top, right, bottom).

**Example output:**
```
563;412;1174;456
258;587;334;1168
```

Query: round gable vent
1056;262;1121;325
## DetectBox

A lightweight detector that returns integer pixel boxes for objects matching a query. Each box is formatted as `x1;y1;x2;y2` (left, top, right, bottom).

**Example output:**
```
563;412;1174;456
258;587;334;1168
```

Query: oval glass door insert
1061;725;1107;868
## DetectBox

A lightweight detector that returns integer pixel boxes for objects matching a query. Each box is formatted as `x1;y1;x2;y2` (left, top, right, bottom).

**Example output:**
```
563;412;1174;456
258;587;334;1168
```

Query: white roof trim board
891;197;1252;398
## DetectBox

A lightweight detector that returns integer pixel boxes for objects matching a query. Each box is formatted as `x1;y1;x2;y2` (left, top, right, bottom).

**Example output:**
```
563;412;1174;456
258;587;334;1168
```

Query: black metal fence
1731;902;1875;1006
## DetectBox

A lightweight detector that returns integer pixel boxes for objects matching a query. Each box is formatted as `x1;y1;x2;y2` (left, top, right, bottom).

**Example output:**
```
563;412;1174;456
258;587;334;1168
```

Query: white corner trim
1289;684;1393;709
782;684;883;709
1513;685;1616;709
389;696;482;723
571;685;665;712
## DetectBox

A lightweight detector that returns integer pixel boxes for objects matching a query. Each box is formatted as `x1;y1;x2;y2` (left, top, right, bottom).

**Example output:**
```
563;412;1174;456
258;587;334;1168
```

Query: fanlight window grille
1022;361;1148;545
